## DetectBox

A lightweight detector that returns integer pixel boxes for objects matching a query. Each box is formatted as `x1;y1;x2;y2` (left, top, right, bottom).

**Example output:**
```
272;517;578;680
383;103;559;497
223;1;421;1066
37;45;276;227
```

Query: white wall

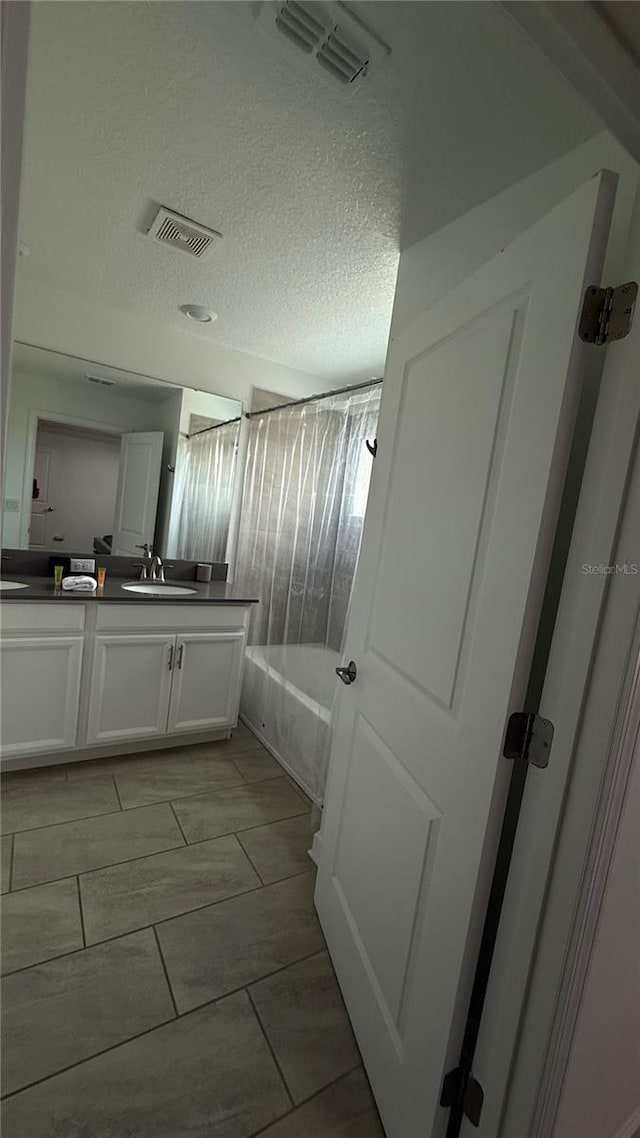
552;737;640;1138
151;388;183;557
35;426;120;552
390;131;638;338
12;279;333;409
3;371;166;546
179;388;241;433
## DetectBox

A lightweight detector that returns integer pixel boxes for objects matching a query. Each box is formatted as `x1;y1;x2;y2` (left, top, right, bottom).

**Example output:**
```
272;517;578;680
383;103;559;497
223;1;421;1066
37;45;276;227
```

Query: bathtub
240;642;340;805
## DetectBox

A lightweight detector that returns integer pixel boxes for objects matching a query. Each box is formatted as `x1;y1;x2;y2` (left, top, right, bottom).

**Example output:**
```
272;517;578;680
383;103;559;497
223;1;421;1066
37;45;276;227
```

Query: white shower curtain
234;384;381;801
171;420;240;563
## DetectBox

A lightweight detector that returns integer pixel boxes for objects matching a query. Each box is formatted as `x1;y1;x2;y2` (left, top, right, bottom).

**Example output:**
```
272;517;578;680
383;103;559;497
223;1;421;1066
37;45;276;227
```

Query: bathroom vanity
0;580;258;771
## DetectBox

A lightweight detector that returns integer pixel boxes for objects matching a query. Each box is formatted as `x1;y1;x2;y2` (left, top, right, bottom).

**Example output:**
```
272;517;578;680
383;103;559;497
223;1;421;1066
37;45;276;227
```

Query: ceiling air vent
255;1;389;86
147;207;221;259
275;1;327;53
85;374;115;387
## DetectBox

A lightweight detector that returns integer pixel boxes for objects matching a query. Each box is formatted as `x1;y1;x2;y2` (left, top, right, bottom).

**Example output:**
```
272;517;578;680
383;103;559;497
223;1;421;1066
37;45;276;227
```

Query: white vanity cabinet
87;630;245;743
166;632;245;735
86;634;175;744
0;600;253;769
0;605;85;758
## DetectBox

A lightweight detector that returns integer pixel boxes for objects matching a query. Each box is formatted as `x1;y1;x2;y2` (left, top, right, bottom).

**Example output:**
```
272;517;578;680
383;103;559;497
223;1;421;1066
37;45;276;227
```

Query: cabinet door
168;632;245;735
87;634;174;744
0;637;83;757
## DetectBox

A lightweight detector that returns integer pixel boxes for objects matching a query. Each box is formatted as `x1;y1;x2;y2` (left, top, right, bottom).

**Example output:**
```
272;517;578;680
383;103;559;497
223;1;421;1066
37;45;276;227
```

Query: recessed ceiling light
180;304;217;324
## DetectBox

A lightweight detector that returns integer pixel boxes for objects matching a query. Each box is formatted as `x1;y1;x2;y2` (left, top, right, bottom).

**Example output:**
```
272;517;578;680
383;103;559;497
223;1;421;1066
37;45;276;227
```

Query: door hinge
441;1067;484;1128
579;281;637;345
503;711;554;769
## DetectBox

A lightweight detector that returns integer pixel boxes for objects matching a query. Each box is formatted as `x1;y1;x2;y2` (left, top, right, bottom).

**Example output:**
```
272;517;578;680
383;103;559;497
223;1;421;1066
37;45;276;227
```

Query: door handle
168;645;174;670
336;660;357;685
177;644;184;670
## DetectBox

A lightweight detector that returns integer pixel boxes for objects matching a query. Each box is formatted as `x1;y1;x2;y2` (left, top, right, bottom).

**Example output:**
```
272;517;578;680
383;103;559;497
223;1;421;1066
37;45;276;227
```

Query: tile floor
0;726;384;1137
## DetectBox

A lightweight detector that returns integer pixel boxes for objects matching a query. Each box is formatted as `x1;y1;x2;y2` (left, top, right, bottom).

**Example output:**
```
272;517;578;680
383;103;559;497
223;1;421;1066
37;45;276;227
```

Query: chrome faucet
149;555;165;582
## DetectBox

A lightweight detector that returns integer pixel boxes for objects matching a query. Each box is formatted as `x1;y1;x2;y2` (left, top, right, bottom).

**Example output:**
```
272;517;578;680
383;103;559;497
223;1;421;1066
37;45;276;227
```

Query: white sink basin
0;580;29;591
121;582;197;597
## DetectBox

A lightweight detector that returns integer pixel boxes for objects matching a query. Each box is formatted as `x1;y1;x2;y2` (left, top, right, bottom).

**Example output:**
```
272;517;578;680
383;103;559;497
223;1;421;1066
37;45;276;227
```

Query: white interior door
29;448;52;548
111;431;163;556
315;174;616;1138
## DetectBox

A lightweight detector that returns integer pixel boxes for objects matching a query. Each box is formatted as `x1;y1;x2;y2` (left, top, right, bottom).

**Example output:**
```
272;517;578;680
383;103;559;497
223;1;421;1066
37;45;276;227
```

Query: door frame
468;187;640;1137
0;0;30;510
20;409;121;546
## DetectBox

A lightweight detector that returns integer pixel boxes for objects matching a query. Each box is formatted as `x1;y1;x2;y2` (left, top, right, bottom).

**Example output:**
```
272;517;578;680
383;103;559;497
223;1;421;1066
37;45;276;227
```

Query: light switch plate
4;498;19;512
70;558;96;573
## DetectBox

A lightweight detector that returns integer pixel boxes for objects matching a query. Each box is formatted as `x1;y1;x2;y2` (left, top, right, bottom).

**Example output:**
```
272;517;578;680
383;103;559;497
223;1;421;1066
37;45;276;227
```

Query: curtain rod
187;414;243;439
245;377;383;420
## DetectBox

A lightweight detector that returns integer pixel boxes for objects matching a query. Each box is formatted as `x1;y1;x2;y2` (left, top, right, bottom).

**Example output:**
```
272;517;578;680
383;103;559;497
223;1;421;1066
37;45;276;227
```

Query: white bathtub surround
241;644;340;805
235;385;380;802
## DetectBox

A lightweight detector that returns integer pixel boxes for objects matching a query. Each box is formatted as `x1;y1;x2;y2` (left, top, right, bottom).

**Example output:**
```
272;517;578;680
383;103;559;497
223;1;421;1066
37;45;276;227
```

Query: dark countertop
0;575;259;605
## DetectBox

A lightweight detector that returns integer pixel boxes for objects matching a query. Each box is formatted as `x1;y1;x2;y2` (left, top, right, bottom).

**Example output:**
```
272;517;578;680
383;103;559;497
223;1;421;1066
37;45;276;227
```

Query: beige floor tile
1;773;120;834
257;1068;384;1137
1;991;291;1138
11;802;184;889
2;928;175;1094
80;834;259;943
249;951;360;1103
172;779;309;844
238;814;314;884
233;750;286;783
113;752;245;809
157;873;324;1012
1;878;83;975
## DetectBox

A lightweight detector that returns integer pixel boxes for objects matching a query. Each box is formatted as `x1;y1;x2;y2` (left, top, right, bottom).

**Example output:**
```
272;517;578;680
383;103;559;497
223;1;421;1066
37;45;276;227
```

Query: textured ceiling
16;1;600;381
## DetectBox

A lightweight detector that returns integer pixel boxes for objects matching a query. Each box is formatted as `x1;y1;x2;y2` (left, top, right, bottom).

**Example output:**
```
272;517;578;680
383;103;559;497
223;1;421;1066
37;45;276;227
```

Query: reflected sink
0;580;29;591
121;582;197;597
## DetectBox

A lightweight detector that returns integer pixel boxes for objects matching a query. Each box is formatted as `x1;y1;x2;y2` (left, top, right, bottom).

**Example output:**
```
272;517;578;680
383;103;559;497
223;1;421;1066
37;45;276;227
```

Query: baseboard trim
0;726;234;772
309;829;323;867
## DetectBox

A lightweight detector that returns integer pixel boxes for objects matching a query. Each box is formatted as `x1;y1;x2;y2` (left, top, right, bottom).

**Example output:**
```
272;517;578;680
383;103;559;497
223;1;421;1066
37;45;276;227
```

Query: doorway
29;419;121;552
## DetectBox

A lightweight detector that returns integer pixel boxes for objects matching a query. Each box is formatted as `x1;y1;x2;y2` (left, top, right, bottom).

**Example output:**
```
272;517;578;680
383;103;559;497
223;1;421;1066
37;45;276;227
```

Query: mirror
4;343;242;561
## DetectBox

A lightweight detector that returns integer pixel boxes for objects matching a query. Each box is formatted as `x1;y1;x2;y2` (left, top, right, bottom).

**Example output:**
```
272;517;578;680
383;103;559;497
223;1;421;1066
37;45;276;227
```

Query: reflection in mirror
4;343;242;560
168;416;241;563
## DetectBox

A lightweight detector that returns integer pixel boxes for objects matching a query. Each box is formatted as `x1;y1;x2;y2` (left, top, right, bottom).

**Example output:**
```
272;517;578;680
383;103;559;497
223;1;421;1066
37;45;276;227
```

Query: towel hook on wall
365;438;377;457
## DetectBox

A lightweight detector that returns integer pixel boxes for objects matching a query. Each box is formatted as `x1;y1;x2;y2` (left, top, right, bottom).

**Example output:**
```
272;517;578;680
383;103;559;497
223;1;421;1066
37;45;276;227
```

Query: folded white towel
61;575;97;592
